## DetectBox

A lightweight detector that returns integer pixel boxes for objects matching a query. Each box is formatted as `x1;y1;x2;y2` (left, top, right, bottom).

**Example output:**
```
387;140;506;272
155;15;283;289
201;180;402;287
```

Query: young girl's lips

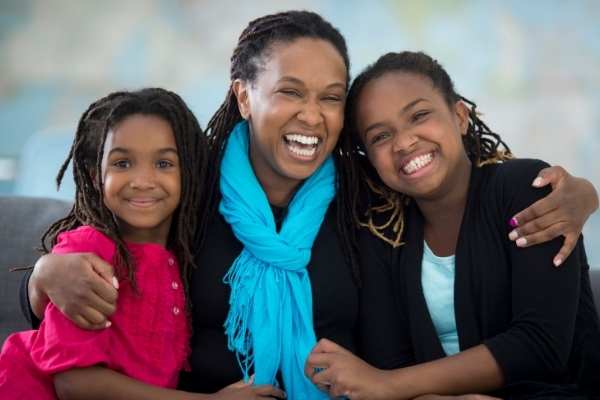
127;198;160;208
398;151;436;179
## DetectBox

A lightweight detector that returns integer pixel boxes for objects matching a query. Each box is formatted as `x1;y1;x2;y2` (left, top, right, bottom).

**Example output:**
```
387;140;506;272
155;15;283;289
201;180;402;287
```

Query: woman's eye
156;160;174;169
322;95;343;102
113;160;130;168
412;110;430;122
280;89;301;97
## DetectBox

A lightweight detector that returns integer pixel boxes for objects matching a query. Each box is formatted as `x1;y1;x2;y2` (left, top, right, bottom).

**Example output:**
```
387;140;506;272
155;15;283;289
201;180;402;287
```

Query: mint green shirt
421;241;460;356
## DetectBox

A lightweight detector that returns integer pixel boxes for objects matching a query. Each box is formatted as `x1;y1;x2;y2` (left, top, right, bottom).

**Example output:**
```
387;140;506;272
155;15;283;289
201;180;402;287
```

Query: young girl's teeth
403;153;433;174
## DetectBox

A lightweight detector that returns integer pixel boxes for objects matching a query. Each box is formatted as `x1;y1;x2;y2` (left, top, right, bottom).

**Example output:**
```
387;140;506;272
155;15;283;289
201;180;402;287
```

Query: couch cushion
0;196;71;345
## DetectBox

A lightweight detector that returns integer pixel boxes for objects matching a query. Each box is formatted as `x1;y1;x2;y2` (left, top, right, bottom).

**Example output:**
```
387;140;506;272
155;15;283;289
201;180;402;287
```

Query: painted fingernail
509;217;519;228
554;257;563;267
508;230;519;241
516;237;527;247
532;177;544;187
105;320;112;328
112;276;119;289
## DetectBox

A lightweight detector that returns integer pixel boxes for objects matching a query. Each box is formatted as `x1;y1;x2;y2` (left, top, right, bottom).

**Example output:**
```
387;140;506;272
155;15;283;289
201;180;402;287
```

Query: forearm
28;265;49;320
54;366;209;400
386;344;503;399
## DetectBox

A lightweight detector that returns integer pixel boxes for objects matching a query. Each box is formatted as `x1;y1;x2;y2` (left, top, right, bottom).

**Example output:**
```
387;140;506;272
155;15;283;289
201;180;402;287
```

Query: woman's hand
305;338;392;400
30;252;118;329
508;165;598;266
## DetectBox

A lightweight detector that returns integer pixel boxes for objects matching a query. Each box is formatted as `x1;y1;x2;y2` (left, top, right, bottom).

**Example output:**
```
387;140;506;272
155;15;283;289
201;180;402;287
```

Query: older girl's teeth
403;153;433;174
285;134;319;145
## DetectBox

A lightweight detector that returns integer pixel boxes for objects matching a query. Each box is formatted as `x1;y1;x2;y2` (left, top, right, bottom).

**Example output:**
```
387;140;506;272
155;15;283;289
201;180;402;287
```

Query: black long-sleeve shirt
359;159;600;396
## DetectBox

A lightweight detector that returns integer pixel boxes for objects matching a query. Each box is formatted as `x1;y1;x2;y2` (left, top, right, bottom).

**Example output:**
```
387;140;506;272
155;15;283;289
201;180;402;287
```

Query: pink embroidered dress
0;226;190;399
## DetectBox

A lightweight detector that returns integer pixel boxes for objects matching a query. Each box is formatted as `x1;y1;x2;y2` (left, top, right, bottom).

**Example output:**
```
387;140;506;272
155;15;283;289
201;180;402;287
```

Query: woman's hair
41;88;208;294
205;10;362;283
344;51;512;247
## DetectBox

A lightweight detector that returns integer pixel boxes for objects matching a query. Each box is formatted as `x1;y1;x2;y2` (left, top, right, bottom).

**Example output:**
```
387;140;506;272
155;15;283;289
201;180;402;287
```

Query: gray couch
1;195;599;347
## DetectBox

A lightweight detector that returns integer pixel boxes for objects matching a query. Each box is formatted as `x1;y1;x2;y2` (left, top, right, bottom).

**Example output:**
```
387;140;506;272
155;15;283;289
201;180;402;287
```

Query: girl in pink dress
0;88;284;400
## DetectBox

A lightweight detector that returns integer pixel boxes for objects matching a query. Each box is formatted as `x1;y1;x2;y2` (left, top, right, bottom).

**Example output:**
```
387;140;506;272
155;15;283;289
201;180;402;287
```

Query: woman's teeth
284;134;320;157
402;152;433;174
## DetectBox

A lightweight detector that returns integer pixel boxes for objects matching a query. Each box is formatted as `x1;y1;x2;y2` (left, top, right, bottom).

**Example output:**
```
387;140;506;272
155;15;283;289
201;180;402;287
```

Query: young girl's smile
357;71;471;201
101;114;181;245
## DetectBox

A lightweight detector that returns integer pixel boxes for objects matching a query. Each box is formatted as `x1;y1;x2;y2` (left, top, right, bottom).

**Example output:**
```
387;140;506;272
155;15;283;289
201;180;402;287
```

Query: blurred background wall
1;0;598;266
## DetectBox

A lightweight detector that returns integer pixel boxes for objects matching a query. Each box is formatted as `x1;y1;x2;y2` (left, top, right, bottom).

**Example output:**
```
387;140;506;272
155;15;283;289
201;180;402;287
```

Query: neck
416;159;471;256
118;219;171;247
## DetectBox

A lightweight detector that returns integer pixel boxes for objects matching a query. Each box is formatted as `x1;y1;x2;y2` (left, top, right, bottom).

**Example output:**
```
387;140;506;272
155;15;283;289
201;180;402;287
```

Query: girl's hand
30;252;118;329
508;165;598;266
210;377;286;399
305;338;392;400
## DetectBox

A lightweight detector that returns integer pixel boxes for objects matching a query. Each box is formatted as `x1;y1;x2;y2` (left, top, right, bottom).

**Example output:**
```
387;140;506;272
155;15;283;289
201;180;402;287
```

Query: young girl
0;88;283;399
306;52;600;399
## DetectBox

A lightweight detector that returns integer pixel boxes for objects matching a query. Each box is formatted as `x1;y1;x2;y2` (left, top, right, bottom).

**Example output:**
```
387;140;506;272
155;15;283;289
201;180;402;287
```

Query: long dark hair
204;10;362;283
41;88;209;294
345;51;512;247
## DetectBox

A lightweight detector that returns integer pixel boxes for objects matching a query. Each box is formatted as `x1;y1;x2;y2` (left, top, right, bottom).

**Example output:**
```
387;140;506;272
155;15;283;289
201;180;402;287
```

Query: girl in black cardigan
305;51;600;399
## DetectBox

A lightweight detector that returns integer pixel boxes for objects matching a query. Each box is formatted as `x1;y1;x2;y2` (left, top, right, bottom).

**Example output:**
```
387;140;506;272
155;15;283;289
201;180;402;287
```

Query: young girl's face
356;71;471;200
101;114;181;244
235;37;347;187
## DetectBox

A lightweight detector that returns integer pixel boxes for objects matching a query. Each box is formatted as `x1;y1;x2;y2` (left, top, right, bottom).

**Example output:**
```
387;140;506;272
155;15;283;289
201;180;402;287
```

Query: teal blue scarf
220;121;334;399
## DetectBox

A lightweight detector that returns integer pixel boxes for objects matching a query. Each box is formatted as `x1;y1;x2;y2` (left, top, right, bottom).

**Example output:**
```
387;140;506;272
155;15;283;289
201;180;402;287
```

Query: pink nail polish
509;217;519;228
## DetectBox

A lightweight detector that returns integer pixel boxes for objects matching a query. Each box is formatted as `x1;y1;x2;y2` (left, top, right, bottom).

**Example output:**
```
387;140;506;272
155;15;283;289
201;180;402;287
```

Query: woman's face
234;37;347;193
356;71;471;201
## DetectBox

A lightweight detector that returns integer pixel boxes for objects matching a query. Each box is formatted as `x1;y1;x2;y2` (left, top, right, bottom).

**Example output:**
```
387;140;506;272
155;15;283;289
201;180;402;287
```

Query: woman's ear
232;79;251;120
454;100;470;136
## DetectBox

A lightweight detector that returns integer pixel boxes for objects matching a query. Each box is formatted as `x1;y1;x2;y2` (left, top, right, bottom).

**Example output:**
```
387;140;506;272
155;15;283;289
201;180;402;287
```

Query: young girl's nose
129;167;156;189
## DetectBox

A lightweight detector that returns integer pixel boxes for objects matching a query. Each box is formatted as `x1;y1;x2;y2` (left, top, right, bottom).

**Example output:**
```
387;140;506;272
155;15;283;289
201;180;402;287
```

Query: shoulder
477;159;552;215
52;226;115;260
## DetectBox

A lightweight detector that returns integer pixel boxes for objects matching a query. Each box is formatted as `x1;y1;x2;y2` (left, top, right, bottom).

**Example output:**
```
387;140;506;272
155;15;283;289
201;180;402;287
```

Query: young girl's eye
113;160;130;168
156;160;174;169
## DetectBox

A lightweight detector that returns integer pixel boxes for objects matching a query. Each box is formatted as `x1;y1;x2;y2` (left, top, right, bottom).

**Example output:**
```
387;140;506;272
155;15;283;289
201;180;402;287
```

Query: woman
21;12;598;399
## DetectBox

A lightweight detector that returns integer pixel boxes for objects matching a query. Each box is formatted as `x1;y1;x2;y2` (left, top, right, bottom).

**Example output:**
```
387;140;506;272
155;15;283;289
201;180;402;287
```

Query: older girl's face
234;37;347;192
356;71;471;201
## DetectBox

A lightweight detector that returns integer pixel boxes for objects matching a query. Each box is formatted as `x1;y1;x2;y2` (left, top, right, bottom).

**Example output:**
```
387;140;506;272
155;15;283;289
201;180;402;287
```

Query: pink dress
0;226;190;399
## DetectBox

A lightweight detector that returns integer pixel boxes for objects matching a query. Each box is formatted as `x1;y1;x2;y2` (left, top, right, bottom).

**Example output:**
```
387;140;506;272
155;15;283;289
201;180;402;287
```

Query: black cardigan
359;159;600;394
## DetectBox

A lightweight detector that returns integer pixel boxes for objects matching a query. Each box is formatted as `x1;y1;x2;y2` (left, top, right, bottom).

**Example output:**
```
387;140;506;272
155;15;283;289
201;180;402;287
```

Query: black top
180;201;359;392
359;159;600;396
20;201;359;393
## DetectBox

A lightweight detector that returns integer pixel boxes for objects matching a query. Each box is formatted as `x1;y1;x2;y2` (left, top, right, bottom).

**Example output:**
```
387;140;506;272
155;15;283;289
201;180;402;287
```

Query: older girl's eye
370;131;391;145
112;160;130;169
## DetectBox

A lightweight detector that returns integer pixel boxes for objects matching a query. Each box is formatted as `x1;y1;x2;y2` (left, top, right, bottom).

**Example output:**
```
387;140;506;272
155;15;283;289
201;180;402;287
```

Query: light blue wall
1;0;598;265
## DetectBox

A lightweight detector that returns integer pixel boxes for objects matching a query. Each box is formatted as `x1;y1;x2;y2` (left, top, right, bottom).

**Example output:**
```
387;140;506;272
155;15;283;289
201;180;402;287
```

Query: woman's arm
509;165;598;266
54;366;286;400
25;252;118;328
